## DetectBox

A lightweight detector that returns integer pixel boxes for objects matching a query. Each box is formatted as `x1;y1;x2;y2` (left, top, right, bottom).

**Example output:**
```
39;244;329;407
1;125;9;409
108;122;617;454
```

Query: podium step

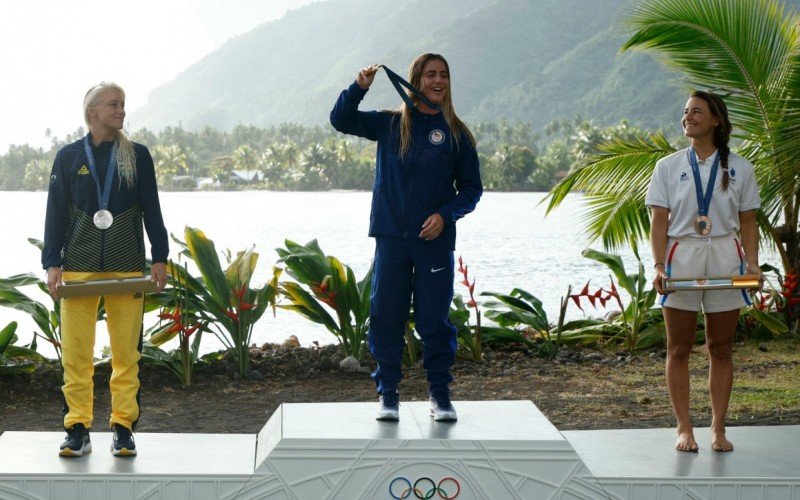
1;401;797;499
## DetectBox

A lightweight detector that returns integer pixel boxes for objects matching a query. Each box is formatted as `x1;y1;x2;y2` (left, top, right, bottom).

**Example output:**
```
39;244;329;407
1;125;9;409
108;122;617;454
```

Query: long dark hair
690;90;732;192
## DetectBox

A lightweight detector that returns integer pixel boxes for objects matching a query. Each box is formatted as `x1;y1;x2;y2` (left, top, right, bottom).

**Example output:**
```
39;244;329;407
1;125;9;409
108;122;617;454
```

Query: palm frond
544;131;675;250
622;0;798;142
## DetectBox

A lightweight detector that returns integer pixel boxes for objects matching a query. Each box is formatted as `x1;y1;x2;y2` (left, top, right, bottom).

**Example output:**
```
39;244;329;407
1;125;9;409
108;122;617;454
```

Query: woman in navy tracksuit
330;53;482;422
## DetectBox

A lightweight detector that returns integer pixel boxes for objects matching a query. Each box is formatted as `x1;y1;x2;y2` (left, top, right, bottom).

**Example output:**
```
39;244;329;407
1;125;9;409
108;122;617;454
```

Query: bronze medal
694;215;711;235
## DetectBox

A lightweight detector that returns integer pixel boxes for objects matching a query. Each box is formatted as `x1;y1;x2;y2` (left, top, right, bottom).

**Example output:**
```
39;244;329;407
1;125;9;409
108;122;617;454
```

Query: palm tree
152;144;189;188
544;0;800;273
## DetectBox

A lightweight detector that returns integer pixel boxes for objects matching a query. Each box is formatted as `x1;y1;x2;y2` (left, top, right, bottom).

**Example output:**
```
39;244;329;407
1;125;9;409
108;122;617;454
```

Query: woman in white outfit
646;91;761;453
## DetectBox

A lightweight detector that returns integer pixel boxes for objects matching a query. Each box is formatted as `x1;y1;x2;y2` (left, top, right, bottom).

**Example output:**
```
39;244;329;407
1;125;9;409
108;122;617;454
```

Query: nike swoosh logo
431;267;445;273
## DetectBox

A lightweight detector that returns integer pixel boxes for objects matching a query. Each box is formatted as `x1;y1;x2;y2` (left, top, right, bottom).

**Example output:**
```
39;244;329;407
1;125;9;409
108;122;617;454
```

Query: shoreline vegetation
1;118;658;193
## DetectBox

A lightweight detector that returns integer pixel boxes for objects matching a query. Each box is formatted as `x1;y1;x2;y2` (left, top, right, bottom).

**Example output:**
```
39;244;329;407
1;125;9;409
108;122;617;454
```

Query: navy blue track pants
368;236;458;395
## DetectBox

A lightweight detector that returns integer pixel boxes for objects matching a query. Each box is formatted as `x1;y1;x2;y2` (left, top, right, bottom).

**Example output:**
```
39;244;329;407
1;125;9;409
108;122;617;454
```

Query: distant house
230;170;262;184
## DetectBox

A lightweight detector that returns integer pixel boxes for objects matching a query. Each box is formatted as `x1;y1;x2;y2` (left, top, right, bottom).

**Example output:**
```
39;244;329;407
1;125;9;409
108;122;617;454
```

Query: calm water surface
1;191;772;357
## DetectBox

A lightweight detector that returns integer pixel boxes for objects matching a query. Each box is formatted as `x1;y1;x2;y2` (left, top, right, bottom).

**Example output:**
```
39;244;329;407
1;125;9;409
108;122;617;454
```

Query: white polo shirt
645;148;760;238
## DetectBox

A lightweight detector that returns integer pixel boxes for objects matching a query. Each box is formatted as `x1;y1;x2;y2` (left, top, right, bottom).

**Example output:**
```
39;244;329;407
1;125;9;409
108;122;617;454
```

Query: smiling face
89;89;126;133
682;96;718;141
418;58;449;106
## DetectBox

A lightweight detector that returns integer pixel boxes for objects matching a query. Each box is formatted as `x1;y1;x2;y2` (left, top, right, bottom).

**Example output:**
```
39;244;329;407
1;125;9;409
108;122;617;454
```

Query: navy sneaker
111;424;137;456
376;391;400;421
59;423;91;457
430;393;457;422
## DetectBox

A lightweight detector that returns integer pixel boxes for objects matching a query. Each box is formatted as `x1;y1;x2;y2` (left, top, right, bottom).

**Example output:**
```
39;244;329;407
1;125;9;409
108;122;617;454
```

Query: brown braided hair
690;90;732;192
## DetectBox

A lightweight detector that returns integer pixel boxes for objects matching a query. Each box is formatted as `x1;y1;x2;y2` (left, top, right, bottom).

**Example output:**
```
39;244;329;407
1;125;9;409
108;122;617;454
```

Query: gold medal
694;215;711;235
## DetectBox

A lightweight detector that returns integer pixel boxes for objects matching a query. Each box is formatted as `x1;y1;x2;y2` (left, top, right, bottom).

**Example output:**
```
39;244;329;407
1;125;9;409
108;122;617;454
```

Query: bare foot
711;431;734;452
675;430;699;452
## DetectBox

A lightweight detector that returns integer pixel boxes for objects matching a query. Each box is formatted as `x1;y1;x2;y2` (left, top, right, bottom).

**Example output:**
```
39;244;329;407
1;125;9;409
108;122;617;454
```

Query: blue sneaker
430;393;457;422
59;423;91;457
111;424;137;456
376;391;400;421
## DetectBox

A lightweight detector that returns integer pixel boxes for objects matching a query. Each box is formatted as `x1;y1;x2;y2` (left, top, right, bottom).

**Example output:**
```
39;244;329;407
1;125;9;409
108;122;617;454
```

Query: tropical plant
0;238;77;361
746;264;792;336
480;288;548;352
148;227;282;379
146;263;208;385
276;239;373;361
544;0;800;276
567;242;665;351
453;257;483;361
0;272;63;361
0;321;46;375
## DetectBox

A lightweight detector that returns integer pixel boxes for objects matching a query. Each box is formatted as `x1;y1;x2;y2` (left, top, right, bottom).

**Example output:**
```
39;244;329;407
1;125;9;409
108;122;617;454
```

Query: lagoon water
0;191;770;358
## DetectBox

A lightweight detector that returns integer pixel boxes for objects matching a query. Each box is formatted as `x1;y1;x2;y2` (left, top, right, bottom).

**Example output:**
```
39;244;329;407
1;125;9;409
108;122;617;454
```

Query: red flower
183;322;202;338
225;309;239;322
167;321;185;334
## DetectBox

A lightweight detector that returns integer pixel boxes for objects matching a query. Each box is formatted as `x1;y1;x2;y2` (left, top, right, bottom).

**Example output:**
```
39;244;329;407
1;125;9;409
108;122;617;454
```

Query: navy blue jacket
330;82;482;250
42;136;169;272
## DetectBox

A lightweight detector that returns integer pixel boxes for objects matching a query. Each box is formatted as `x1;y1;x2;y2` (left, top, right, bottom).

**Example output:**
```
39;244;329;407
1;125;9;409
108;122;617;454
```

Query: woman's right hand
653;265;671;295
357;64;380;89
46;267;62;298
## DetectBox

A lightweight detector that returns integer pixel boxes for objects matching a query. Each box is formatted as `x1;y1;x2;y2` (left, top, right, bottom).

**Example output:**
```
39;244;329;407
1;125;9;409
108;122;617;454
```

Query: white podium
1;400;798;499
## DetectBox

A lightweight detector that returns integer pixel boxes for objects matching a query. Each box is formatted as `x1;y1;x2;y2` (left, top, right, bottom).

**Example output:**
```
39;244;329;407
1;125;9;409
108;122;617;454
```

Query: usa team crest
429;129;445;145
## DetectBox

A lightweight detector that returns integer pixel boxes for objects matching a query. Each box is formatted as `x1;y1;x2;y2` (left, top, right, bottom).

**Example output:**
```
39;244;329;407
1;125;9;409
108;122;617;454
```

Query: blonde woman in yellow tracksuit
43;82;169;457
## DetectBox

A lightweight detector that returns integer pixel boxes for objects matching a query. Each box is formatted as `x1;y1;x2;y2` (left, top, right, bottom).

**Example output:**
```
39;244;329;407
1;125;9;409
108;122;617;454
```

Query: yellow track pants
61;271;144;430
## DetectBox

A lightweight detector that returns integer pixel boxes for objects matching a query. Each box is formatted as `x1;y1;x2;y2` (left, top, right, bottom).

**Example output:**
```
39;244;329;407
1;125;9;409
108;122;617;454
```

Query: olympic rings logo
389;476;460;499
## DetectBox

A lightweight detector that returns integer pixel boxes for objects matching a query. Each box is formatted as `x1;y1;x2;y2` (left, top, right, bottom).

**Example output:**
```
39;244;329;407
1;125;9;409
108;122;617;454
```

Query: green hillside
129;0;688;132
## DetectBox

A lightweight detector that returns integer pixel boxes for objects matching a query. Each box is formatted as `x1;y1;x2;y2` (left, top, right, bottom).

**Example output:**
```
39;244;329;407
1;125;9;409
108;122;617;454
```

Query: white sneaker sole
376;411;400;421
431;410;458;422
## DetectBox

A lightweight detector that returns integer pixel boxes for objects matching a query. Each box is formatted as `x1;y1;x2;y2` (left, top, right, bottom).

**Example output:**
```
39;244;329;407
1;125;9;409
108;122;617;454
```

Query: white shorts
660;234;752;313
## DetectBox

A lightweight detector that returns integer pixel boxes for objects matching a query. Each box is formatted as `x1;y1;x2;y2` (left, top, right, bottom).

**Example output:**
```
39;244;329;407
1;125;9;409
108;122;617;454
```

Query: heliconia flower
184;322;202;338
466;299;477;308
225;309;239;322
469;280;476;294
461;278;470;287
579;282;590;297
457;256;464;273
789;297;800;306
609;279;618;296
239;302;254;311
463;266;469;280
570;295;584;311
167;321;185;334
159;308;182;323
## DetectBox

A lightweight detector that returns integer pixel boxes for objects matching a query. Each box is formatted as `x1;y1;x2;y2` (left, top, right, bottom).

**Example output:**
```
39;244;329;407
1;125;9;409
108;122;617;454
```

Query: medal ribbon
83;135;118;212
688;147;720;219
380;65;441;112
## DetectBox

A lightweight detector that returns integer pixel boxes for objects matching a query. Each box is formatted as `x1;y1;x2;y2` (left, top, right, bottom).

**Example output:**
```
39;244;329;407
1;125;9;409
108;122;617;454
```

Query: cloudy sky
0;0;318;152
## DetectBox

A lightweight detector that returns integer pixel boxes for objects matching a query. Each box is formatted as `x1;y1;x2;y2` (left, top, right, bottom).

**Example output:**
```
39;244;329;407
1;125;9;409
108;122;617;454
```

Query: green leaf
184;226;232;308
0;321;18;355
747;306;788;335
581;248;635;294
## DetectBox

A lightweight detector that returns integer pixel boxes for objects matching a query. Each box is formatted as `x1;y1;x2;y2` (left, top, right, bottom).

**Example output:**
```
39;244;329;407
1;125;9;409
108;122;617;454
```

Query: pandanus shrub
276;239;372;361
147;227;281;379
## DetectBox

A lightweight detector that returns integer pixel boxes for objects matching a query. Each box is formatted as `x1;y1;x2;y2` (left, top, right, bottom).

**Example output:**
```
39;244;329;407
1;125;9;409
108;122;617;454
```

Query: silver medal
94;209;114;230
